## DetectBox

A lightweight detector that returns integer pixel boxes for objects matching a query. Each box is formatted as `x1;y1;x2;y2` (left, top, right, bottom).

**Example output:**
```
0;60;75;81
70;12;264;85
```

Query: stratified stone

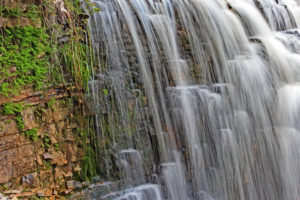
0;145;36;184
0;134;30;152
0;17;42;28
20;108;38;130
0;120;19;136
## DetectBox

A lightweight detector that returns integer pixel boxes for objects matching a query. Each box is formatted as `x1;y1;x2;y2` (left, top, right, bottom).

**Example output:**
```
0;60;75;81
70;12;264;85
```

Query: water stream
83;0;300;199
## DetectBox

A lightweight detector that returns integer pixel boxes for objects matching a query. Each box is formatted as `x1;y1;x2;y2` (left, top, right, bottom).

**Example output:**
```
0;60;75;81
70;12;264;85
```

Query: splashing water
83;0;300;199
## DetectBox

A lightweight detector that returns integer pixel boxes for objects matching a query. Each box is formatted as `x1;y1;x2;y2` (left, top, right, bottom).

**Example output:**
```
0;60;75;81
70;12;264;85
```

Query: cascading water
82;0;300;199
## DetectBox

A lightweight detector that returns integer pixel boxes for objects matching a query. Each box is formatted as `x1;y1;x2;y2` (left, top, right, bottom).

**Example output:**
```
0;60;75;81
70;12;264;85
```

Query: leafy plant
23;129;38;141
47;97;56;109
15;116;25;131
0;26;51;97
2;102;24;115
0;5;40;18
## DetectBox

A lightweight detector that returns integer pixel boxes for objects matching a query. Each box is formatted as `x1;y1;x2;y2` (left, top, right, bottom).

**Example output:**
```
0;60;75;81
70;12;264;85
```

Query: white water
83;0;300;199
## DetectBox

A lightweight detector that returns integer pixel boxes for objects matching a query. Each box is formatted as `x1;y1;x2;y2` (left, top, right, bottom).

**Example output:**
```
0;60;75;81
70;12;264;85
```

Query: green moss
2;102;24;115
43;160;52;170
47;97;56;109
23;128;38;141
0;26;51;97
54;143;60;151
14;116;25;131
43;135;51;148
0;5;40;19
0;6;22;18
75;128;98;181
80;154;97;181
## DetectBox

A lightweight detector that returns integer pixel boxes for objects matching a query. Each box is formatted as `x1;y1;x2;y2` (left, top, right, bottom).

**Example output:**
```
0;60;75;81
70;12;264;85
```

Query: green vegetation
23;128;38;141
83;0;101;14
15;115;25;131
0;5;40;19
47;97;56;109
60;40;92;91
43;135;51;148
0;26;51;97
2;102;24;115
0;0;99;184
75;128;98;181
0;1;95;97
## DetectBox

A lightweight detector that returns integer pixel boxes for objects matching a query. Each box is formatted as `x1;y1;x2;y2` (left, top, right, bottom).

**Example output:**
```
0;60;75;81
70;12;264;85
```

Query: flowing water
82;0;300;199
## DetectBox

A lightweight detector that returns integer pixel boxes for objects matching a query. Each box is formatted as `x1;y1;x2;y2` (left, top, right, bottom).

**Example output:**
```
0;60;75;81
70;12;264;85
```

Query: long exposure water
82;0;300;199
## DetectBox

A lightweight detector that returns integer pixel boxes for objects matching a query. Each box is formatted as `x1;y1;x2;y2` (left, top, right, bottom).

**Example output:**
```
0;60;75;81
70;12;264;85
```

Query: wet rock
91;176;101;184
67;180;82;190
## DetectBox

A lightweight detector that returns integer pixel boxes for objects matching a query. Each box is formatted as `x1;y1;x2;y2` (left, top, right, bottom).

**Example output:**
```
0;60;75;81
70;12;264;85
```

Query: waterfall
82;0;300;199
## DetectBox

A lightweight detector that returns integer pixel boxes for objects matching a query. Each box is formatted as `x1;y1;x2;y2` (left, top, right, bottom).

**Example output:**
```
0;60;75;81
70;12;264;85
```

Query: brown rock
54;167;64;181
65;129;75;142
43;109;53;124
4;190;21;194
57;121;65;134
20;108;38;130
47;124;56;135
39;170;54;188
62;165;73;178
36;155;43;166
51;152;67;166
0;134;30;152
0;17;42;28
15;191;35;198
53;108;69;122
22;172;39;188
1;0;37;10
0;144;36;184
0;120;19;136
37;189;52;197
66;144;78;162
49;135;57;144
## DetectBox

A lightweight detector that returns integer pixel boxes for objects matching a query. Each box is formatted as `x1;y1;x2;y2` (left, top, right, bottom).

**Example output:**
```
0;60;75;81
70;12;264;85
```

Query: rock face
0;87;86;196
0;144;35;184
0;0;94;198
0;17;42;28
